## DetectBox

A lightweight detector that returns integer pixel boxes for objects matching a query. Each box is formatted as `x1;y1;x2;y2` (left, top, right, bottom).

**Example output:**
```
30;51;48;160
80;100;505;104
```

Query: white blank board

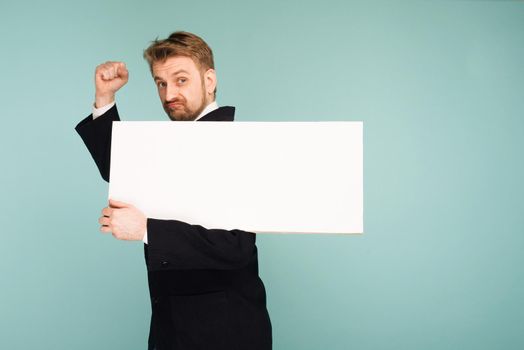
108;121;363;234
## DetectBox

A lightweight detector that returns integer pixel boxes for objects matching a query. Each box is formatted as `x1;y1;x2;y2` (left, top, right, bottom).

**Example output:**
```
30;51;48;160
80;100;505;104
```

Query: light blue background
1;1;523;349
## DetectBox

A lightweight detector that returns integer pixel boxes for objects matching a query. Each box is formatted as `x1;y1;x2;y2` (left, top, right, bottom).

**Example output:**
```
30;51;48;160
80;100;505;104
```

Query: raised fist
94;61;129;108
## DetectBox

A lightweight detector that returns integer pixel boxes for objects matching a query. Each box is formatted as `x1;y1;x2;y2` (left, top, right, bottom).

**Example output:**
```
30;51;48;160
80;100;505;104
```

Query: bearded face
152;56;215;121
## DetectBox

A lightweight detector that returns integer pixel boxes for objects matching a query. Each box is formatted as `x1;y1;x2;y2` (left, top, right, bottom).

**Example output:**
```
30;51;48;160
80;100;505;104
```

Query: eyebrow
172;69;190;76
154;69;190;81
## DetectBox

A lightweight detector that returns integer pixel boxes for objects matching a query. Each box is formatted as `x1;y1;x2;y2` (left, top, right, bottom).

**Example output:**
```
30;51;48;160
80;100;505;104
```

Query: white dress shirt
92;100;219;243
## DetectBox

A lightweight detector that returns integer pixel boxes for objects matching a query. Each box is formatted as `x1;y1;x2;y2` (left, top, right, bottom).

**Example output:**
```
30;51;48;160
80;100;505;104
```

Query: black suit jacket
75;105;272;350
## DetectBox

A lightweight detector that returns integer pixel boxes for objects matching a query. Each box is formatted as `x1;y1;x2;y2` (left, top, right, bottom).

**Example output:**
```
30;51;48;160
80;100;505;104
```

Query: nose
165;83;179;101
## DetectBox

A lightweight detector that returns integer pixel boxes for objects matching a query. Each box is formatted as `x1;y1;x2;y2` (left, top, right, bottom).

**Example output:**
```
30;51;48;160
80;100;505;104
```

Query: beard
163;80;207;121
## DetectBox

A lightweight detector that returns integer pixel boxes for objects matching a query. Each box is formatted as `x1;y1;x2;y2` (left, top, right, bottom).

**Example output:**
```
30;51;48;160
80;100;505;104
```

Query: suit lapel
197;106;235;121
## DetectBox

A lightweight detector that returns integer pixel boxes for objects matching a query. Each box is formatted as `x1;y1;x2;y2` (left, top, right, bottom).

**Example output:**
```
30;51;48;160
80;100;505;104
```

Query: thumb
117;63;129;80
109;198;130;208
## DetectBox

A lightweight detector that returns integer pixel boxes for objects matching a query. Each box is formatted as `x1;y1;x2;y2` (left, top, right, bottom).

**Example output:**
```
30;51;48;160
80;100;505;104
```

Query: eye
177;78;187;85
157;81;167;89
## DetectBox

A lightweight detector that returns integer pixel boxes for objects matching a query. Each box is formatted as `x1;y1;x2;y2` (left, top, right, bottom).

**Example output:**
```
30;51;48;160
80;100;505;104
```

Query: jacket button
160;261;170;267
152;297;159;305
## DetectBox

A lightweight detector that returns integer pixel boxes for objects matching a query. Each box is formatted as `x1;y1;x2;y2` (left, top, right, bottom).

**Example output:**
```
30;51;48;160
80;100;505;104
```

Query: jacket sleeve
74;104;120;182
146;218;256;271
75;106;256;271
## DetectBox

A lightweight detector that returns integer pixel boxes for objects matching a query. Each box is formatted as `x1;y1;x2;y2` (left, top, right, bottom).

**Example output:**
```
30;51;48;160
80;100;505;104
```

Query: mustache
164;97;186;106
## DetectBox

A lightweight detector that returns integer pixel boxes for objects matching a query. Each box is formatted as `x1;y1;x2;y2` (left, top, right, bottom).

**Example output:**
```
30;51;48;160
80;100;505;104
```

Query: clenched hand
94;61;129;108
99;199;146;241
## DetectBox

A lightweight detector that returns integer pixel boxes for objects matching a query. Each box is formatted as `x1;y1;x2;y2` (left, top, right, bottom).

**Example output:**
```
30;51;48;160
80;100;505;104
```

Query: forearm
146;218;256;271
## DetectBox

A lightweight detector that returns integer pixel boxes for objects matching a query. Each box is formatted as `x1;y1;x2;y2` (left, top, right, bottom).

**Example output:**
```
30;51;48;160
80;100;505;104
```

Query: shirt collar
194;101;219;121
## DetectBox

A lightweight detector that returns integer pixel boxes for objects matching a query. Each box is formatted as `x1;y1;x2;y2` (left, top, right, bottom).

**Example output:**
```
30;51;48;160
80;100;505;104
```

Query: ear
203;68;217;99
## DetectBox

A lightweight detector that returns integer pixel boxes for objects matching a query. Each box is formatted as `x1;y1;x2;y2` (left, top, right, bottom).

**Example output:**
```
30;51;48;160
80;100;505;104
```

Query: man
75;31;272;350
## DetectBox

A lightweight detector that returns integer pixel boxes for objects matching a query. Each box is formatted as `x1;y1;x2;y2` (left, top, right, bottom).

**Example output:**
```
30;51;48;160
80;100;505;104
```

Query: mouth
167;102;185;109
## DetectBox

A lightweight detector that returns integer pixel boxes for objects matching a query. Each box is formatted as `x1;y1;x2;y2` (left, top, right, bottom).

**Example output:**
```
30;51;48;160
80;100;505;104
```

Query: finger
100;64;118;80
100;225;112;233
98;216;110;225
95;65;108;81
100;68;113;81
107;66;117;80
109;198;131;208
102;207;113;217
